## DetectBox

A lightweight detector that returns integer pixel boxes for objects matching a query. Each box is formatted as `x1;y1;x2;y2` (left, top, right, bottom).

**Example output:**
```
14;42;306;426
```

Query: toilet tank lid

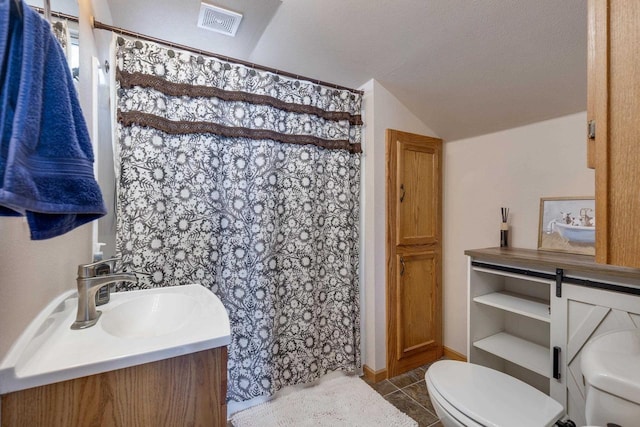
426;361;563;427
581;328;640;404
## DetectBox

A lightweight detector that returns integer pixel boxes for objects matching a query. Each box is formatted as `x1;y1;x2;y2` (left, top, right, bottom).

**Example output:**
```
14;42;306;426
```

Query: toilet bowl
426;360;563;427
427;329;640;427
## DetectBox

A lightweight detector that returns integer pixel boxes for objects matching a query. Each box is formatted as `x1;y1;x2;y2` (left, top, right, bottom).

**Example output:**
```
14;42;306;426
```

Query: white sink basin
0;284;230;394
101;293;198;338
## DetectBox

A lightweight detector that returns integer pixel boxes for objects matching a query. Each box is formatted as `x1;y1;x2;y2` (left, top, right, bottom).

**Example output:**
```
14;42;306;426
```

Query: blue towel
0;0;106;239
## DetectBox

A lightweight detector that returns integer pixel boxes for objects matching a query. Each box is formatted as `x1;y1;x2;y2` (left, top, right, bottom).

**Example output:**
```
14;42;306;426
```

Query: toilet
581;328;640;426
425;360;563;427
426;329;640;427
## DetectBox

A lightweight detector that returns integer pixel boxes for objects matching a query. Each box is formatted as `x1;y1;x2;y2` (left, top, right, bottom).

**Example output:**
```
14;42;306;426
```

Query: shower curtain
114;38;362;401
51;21;68;53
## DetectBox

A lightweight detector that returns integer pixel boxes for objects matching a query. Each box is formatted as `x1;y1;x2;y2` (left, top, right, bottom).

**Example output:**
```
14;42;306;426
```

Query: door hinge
400;256;405;276
399;184;405;203
588;120;596;140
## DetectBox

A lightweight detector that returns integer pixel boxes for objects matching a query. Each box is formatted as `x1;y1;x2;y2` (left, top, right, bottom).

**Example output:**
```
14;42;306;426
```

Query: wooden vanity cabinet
0;347;228;427
588;0;640;268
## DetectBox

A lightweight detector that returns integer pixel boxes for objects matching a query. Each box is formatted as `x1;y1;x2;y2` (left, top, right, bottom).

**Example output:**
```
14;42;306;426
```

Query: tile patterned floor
362;363;443;427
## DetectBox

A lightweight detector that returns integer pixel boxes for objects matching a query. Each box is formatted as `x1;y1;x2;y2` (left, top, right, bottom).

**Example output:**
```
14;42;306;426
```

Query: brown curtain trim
118;111;363;154
117;69;363;126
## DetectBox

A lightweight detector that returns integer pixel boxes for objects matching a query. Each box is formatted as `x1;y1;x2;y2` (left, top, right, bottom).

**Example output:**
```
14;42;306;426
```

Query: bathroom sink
0;284;230;394
101;293;198;338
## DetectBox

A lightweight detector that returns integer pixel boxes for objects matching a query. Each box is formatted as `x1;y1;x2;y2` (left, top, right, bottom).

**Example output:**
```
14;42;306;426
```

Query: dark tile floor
363;363;443;427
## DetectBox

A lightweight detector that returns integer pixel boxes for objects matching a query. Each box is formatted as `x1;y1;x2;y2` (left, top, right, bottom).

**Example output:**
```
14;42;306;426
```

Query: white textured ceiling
103;0;587;141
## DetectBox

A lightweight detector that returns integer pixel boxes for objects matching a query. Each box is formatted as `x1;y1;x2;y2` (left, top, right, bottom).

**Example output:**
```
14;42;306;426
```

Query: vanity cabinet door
589;0;640;267
555;284;640;427
0;347;228;427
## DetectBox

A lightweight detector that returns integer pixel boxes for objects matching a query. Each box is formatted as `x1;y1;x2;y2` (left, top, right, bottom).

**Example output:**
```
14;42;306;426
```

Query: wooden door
396;141;439;246
393;249;441;361
589;0;640;267
387;129;443;377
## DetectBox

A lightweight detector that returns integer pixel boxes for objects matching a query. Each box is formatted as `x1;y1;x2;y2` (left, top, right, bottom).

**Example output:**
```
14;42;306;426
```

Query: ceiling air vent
197;3;243;37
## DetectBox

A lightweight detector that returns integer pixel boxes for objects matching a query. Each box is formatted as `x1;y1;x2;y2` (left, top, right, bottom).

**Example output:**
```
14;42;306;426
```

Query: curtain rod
43;0;51;22
31;6;79;23
91;18;364;95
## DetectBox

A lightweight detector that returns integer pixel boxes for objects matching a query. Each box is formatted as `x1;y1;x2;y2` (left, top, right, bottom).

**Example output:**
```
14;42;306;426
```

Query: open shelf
473;332;550;378
473;291;550;323
472;266;553;284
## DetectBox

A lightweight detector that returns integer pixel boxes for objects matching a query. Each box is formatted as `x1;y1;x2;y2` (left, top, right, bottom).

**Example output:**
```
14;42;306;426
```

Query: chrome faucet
71;258;137;330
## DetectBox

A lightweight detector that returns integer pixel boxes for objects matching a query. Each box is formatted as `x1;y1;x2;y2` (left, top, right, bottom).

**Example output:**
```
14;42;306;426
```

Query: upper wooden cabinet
392;132;442;246
589;0;640;268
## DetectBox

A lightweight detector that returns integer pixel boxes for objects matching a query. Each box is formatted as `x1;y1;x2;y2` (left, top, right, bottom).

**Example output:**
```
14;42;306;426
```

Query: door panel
396;251;438;358
592;0;640;267
396;141;440;246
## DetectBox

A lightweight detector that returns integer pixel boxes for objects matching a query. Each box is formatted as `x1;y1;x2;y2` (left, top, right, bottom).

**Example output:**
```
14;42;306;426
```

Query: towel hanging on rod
12;0;22;18
0;0;107;239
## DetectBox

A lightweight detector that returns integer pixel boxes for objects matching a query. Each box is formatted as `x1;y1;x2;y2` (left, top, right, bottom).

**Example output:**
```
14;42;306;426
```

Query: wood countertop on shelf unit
465;247;640;280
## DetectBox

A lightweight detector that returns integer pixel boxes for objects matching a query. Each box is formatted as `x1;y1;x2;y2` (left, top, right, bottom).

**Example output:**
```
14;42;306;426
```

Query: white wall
0;0;113;361
0;221;91;358
443;111;594;354
360;79;439;372
360;105;592;365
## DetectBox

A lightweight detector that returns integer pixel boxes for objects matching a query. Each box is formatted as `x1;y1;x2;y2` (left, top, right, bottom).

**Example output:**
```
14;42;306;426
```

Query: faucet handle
77;257;121;278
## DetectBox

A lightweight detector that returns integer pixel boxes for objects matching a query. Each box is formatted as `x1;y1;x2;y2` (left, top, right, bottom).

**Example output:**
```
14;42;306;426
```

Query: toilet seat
426;360;563;427
426;373;483;427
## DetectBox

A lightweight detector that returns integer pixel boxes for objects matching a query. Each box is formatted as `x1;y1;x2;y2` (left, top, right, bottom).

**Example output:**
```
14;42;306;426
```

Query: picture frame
538;197;595;255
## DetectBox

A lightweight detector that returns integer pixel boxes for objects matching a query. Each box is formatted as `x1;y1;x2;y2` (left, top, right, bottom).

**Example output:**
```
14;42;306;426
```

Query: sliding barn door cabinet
467;247;640;425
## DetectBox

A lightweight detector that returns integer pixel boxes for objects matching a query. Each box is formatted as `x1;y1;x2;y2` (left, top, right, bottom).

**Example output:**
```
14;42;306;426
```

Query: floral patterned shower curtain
114;38;362;401
51;21;68;52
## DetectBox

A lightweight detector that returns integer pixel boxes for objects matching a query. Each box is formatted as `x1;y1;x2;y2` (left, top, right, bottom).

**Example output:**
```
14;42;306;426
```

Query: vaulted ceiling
85;0;589;141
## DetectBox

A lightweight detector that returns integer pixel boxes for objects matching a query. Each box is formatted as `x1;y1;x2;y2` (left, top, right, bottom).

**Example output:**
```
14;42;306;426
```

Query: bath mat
230;374;418;427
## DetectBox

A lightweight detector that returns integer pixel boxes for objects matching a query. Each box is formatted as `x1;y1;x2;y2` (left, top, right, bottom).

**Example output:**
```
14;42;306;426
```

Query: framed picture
538;197;595;255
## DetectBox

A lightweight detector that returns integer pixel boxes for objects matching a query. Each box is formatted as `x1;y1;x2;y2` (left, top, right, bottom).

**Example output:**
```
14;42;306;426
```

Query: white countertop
0;284;231;394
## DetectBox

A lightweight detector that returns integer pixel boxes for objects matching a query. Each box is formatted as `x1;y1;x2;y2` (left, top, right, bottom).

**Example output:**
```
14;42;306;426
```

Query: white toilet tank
581;329;640;426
